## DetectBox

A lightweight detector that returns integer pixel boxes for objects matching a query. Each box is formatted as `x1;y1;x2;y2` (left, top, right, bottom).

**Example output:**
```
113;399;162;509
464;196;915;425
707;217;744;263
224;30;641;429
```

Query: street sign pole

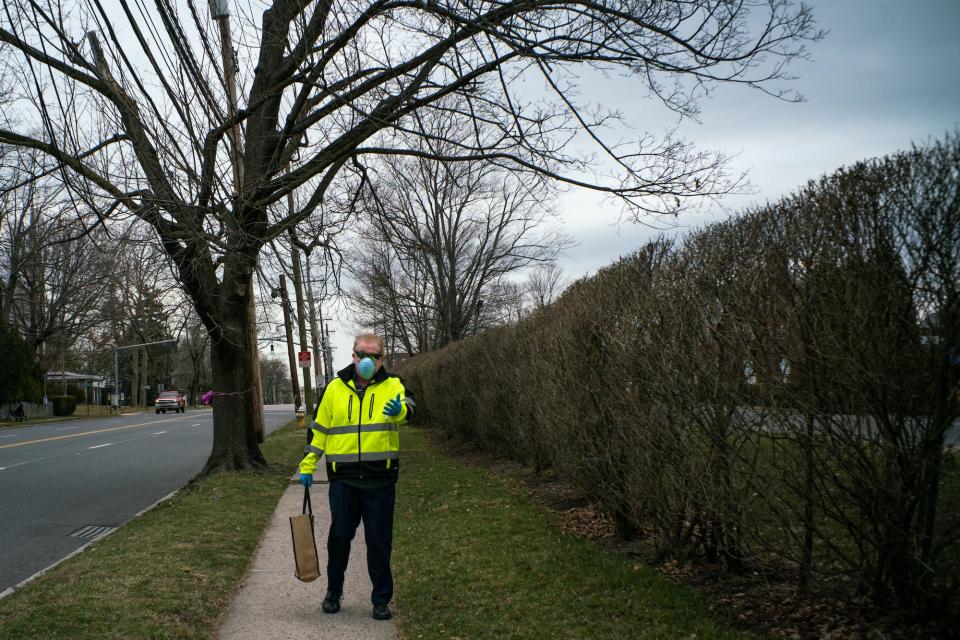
298;351;312;370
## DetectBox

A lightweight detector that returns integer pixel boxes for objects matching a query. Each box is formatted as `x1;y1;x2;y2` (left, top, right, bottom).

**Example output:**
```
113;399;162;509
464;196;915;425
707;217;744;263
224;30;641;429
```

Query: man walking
299;333;414;620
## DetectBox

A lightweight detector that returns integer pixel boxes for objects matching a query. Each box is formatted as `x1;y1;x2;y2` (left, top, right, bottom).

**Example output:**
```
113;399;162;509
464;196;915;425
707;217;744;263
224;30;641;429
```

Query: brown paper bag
290;486;320;582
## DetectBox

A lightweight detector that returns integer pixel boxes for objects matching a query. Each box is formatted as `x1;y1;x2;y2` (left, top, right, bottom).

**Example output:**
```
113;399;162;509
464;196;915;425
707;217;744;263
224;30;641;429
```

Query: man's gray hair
353;333;385;353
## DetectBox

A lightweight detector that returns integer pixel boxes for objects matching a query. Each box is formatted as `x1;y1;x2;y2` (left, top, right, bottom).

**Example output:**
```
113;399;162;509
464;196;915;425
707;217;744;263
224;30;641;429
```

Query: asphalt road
0;405;297;595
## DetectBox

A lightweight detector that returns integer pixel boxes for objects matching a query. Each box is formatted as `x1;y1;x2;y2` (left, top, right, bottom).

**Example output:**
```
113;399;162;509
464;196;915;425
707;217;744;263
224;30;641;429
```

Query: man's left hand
383;393;403;417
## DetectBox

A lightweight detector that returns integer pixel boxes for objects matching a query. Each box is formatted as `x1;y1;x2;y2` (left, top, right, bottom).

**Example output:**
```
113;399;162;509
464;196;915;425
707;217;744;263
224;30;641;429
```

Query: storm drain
70;526;116;541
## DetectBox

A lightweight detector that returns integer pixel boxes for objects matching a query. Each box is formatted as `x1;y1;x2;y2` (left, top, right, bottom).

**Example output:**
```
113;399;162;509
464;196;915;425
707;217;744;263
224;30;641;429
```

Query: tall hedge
398;135;960;617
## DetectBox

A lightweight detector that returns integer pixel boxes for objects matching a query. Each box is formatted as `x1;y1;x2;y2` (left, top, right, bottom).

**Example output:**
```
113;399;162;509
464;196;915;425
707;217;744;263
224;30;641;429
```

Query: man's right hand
300;473;313;488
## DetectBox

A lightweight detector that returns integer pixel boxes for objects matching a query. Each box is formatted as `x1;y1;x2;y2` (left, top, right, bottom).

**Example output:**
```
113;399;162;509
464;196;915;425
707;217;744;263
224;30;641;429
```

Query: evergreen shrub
51;395;78;416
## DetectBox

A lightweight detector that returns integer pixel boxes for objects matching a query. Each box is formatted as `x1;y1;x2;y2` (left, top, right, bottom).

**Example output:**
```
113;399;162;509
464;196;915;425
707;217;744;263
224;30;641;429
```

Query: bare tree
485;279;529;325
0;154;114;372
0;0;819;471
260;190;351;382
0;147;61;326
352;117;571;349
105;235;182;406
349;241;436;355
260;357;292;405
180;311;211;406
526;262;567;311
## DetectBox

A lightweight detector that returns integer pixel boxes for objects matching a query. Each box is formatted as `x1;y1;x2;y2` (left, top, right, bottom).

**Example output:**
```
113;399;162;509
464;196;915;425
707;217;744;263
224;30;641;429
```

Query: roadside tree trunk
202;271;267;473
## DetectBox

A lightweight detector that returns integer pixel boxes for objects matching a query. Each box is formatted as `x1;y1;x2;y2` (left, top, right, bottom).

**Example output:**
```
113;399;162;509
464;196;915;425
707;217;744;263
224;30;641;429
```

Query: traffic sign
298;351;311;368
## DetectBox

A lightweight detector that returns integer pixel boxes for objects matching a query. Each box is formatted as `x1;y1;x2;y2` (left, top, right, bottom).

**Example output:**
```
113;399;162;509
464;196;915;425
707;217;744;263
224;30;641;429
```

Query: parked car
155;390;186;414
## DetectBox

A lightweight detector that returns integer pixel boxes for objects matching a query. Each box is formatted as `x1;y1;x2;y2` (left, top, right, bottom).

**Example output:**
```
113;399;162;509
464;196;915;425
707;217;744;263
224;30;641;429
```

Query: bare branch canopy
0;0;820;470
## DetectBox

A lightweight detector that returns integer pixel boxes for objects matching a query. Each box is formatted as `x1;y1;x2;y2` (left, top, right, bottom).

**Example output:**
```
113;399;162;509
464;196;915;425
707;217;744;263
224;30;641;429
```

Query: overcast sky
558;1;960;272
326;0;960;365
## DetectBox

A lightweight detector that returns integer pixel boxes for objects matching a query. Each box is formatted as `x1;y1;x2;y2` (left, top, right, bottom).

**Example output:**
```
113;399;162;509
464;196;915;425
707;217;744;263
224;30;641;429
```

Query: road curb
0;487;181;602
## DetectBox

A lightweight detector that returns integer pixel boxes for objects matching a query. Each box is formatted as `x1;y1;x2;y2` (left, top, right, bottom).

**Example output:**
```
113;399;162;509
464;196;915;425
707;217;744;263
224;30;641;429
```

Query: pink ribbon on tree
201;388;254;405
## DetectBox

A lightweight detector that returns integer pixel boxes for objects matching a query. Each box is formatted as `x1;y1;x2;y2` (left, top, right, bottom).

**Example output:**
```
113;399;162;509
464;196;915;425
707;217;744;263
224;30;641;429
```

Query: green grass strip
0;422;764;640
394;426;762;640
0;423;305;640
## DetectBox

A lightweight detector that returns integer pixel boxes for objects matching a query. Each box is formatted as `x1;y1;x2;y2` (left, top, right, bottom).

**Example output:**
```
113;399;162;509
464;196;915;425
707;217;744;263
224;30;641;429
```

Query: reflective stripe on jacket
298;363;414;481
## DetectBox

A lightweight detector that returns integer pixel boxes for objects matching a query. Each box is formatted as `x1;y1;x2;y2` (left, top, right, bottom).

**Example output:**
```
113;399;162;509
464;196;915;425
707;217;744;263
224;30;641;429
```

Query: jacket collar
338;362;390;386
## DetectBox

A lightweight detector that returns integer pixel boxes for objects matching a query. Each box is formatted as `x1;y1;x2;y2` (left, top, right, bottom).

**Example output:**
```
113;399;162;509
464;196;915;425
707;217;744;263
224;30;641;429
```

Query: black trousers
326;479;396;606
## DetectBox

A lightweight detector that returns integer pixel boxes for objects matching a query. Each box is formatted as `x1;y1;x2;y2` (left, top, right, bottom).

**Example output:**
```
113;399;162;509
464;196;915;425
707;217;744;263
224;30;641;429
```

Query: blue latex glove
299;473;313;488
383;393;403;417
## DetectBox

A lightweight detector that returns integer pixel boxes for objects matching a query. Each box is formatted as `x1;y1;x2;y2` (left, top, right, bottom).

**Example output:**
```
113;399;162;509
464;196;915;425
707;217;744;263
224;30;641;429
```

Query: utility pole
318;314;330;383
305;260;325;385
211;0;264;442
324;322;335;383
274;274;301;412
211;0;243;192
288;228;313;418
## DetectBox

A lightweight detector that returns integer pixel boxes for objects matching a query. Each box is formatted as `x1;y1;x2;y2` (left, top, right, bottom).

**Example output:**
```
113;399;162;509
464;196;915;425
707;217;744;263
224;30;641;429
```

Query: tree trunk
190;352;202;409
202;292;267;473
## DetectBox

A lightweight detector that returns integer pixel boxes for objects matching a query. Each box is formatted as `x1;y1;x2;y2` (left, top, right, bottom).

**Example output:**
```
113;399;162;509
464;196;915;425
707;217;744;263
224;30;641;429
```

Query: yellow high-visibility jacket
299;364;414;482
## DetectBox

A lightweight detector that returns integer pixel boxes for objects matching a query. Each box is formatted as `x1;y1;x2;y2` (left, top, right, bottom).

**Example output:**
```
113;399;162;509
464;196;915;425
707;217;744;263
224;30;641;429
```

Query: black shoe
322;591;342;614
372;604;392;620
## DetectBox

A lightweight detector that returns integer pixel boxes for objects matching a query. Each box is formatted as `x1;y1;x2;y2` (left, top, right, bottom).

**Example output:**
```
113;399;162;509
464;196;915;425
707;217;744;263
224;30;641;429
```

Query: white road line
1;415;188;450
88;443;113;449
0;435;15;438
191;424;201;427
58;426;78;431
153;431;167;435
0;456;53;469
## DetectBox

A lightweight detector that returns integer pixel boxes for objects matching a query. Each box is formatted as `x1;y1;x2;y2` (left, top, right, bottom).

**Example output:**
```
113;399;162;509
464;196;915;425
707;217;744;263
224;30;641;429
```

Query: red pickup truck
155;390;186;414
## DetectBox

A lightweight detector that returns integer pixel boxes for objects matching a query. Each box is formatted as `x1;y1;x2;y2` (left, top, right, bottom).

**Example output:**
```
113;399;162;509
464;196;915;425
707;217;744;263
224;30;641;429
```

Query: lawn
393;425;762;640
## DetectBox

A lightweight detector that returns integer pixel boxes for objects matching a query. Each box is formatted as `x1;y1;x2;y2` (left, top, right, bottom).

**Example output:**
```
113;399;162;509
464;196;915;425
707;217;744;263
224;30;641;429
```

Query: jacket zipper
350;381;378;479
356;385;363;478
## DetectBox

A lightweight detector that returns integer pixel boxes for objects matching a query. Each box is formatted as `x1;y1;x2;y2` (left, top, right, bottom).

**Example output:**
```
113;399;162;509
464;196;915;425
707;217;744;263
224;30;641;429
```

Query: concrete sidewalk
217;466;398;640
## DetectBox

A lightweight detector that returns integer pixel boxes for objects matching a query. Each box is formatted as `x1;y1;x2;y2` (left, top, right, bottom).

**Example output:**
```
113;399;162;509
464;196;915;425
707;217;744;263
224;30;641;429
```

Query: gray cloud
558;0;960;280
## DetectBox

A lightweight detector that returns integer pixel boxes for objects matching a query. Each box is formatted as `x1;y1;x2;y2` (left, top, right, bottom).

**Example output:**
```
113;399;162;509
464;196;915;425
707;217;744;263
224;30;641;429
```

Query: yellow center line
0;416;192;449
